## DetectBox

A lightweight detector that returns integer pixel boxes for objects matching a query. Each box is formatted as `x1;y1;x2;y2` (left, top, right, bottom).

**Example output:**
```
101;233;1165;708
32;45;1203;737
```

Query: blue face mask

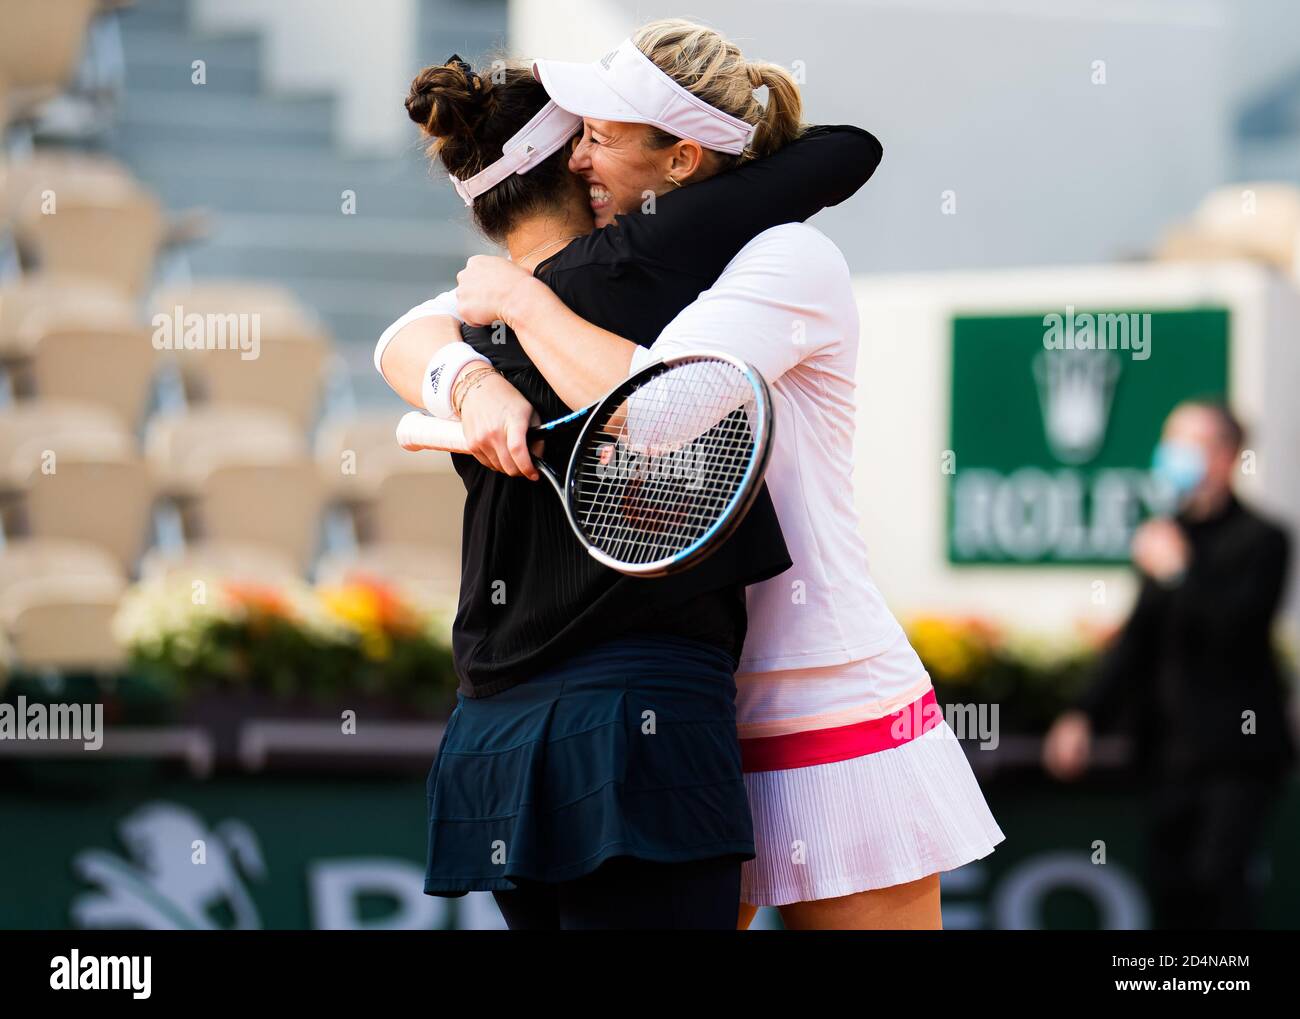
1151;440;1207;501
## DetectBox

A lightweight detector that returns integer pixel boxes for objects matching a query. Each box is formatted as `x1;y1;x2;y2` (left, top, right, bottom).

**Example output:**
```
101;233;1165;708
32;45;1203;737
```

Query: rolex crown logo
1032;347;1121;465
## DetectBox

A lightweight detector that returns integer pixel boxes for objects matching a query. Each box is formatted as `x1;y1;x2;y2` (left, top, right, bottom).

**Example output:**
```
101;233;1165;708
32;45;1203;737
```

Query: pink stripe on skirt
740;688;942;773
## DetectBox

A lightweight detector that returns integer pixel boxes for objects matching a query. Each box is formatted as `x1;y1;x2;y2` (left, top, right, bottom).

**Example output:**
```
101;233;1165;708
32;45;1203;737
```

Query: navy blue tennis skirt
423;635;755;895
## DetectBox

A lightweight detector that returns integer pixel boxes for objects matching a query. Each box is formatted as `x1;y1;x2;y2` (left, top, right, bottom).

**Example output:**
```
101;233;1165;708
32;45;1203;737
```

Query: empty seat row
0;401;463;574
1;146;169;297
0;275;335;428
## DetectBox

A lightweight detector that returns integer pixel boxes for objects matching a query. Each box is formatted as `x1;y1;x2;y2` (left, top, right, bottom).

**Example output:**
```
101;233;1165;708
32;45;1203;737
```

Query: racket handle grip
396;412;472;454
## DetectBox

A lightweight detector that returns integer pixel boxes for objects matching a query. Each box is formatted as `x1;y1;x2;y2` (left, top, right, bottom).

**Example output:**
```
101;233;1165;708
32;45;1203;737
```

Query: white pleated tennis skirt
740;720;1005;906
734;634;1005;908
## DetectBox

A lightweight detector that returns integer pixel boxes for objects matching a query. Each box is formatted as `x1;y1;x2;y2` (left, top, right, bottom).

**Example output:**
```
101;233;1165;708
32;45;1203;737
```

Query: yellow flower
320;585;383;632
318;579;423;661
905;615;995;685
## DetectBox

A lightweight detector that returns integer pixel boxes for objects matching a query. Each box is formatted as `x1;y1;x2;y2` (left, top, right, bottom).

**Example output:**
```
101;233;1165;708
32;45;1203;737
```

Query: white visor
451;100;583;207
533;38;757;156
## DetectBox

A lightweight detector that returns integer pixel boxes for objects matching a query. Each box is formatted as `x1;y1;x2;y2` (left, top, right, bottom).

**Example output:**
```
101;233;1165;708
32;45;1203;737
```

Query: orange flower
221;581;293;619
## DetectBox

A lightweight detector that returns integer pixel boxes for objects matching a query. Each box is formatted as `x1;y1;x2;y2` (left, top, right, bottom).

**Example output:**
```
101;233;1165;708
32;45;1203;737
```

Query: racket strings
580;373;747;541
572;361;760;566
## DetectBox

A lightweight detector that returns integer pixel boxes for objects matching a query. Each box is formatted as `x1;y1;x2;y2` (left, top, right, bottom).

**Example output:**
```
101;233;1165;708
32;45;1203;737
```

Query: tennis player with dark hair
377;43;883;928
1045;400;1295;928
389;20;1005;930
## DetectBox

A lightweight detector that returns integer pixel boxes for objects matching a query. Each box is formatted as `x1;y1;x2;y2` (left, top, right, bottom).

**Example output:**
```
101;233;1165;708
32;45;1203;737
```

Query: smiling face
568;118;709;227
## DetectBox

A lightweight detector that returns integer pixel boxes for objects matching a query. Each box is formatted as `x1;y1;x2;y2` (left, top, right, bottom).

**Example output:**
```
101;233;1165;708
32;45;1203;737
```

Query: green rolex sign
947;307;1230;564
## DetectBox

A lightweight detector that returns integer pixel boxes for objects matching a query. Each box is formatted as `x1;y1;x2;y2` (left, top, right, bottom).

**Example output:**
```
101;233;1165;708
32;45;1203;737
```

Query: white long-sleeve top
629;222;904;675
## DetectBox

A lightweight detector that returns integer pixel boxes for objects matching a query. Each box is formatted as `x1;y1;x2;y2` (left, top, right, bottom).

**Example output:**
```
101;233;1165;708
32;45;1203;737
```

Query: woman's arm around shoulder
634;223;854;383
627;124;883;270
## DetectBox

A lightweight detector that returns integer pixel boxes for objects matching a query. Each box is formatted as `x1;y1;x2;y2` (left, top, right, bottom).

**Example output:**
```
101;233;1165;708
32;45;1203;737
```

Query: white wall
851;260;1300;641
192;0;418;153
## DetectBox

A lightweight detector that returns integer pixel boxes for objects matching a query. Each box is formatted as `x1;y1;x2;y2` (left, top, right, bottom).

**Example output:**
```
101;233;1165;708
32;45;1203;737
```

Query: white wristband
422;342;491;419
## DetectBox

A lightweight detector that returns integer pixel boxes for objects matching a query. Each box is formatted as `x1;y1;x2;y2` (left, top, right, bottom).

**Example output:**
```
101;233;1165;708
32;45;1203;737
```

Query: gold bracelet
454;365;497;410
450;364;494;413
452;365;499;416
457;371;497;416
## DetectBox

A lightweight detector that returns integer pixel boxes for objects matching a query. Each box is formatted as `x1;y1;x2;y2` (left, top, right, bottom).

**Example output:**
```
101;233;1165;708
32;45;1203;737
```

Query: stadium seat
27;320;157;429
0;399;133;494
370;463;465;555
192;460;325;571
12;168;164;296
1;150;137;212
139;540;303;587
145;404;306;496
0;536;126;670
18;434;153;572
5;574;126;670
0;276;135;376
177;309;331;430
149;281;309;320
0;537;124;607
0;0;98;125
316;411;455;502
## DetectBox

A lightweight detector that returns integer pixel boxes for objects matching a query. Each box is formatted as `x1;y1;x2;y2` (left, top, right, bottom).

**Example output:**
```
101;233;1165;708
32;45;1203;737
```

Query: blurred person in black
1044;400;1295;929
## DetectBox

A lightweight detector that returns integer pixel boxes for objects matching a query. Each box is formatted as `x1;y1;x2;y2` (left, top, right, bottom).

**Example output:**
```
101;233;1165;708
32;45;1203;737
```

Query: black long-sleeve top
1077;493;1295;778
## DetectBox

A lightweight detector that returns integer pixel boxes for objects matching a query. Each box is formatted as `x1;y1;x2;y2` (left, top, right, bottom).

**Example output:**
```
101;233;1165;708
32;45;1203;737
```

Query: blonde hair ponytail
631;19;804;163
744;59;803;158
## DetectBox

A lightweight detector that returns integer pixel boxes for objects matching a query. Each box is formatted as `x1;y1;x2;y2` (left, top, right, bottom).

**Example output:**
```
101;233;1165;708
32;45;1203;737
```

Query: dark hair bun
405;55;496;139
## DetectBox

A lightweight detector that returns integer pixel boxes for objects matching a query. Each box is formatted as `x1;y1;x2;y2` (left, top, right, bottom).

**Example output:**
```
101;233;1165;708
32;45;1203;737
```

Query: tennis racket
396;351;774;577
